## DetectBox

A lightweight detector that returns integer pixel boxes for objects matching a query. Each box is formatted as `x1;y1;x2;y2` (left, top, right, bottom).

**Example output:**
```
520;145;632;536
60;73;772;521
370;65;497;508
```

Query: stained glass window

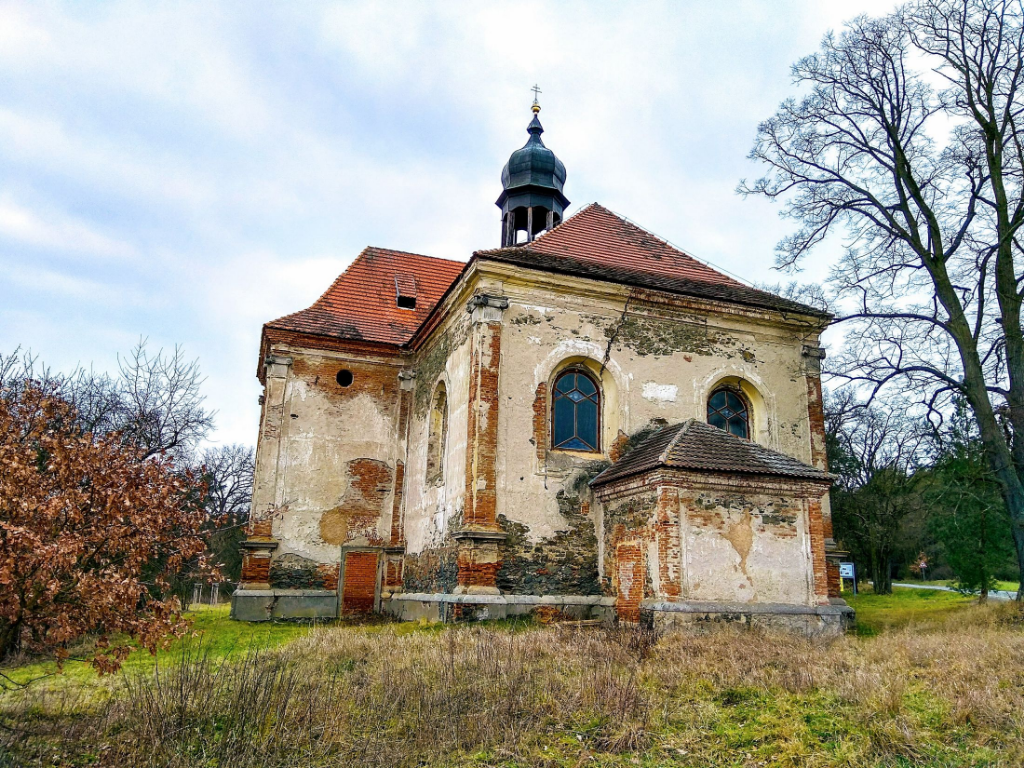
707;388;750;439
552;370;600;451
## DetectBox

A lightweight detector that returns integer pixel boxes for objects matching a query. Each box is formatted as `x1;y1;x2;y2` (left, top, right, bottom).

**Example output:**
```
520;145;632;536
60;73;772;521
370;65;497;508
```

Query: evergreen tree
925;404;1017;600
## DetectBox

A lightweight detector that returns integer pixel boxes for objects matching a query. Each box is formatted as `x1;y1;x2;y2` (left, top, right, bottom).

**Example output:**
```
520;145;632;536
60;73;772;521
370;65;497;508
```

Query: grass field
2;590;1022;767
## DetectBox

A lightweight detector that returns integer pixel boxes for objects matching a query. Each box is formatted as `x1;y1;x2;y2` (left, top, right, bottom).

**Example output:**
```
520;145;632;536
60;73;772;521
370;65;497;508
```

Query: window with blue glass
707;388;750;439
552;369;600;451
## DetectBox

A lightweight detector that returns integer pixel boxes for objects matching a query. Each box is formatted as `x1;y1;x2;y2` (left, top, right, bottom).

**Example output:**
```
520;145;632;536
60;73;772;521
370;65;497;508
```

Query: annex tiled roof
476;204;828;318
590;419;832;487
266;247;465;346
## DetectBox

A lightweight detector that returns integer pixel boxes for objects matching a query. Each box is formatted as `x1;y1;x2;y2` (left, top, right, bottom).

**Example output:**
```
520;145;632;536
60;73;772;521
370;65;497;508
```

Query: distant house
232;101;852;634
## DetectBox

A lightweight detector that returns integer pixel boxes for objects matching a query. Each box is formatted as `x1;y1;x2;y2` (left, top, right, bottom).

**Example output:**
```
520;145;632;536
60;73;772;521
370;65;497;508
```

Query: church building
231;100;853;634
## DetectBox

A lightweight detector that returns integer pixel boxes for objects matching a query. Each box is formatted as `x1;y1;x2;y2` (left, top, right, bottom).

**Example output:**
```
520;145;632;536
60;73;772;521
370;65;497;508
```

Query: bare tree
827;392;931;593
201;444;255;523
741;0;1024;597
0;340;214;461
197;444;255;584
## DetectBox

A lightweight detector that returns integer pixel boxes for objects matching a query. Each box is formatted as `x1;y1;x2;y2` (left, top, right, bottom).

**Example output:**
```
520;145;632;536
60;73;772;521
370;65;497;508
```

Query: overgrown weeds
2;603;1023;766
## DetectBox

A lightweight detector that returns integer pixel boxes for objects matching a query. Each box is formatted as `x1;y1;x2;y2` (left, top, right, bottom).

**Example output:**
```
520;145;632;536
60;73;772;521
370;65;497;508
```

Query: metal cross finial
530;84;542;113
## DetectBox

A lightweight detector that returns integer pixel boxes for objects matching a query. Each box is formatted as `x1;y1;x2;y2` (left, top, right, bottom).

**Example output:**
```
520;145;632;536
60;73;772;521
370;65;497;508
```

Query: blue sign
839;562;855;579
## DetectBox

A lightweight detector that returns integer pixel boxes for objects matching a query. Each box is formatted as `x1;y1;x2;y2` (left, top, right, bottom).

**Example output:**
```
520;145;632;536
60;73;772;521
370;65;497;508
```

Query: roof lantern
496;86;570;246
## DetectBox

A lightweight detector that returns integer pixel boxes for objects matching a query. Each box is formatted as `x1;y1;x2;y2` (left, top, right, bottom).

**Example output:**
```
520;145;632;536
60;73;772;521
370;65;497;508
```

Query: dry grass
2;602;1024;767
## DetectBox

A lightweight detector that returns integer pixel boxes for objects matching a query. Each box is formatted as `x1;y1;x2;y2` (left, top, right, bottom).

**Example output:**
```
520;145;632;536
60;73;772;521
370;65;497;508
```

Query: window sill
548;448;605;461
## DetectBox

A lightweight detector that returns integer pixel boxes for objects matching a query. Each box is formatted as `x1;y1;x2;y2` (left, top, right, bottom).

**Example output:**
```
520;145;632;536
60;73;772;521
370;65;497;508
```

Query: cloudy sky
0;0;900;447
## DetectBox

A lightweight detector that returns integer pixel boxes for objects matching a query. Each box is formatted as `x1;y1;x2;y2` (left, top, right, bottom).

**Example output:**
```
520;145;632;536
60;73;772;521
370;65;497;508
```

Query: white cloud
0;197;135;258
0;0;905;446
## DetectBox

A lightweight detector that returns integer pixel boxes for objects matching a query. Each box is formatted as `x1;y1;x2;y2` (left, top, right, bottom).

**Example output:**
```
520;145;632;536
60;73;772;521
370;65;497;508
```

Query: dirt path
892;582;1017;601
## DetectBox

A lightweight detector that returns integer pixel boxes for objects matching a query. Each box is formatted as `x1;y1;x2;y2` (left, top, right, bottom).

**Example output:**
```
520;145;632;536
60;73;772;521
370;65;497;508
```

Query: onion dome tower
496;92;569;246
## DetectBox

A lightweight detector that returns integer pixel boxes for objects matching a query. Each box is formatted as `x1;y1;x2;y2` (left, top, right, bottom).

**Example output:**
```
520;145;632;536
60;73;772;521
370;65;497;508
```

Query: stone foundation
230;589;338;622
642;599;854;637
384;592;616;623
383;592;853;636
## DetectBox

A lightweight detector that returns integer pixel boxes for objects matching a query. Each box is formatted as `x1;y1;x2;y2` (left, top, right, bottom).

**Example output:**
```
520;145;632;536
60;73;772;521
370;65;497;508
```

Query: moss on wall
496;492;602;596
607;315;735;358
414;319;470;416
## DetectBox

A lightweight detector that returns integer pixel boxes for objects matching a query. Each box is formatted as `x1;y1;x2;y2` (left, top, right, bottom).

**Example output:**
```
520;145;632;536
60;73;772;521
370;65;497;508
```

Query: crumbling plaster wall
490;271;826;594
252;348;405;585
401;311;473;565
597;472;828;608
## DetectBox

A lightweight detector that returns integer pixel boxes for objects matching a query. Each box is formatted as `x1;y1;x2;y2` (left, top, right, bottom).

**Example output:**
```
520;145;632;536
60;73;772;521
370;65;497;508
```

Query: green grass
3;591;1023;767
846;586;974;635
0;604;316;690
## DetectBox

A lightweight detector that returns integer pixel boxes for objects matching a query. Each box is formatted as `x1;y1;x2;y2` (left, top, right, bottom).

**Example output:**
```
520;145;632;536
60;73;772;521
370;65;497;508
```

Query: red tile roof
476;204;827;318
528;203;742;286
266;247;466;346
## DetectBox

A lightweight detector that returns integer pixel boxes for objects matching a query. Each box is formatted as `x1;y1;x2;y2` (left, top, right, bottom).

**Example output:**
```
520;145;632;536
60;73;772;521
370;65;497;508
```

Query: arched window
426;384;447;484
552;369;600;451
707;387;750;439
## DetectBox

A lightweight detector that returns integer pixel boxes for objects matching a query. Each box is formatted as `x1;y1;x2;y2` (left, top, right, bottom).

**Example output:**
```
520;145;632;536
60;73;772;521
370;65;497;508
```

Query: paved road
892;582;1018;601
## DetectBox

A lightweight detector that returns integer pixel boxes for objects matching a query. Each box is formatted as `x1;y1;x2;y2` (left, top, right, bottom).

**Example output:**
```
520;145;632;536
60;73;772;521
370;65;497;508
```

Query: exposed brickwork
320;458;393;546
532;381;548;463
654;486;682;599
457;544;501;588
389;461;405;546
384;555;404;590
608;430;630;463
240;553;271;585
595;468;833;607
317;563;340;592
342;551;379;614
249;519;273;537
463;322;502;531
807;499;830;602
826;560;841;598
291;355;401;406
806;374;828;471
616;542;643;622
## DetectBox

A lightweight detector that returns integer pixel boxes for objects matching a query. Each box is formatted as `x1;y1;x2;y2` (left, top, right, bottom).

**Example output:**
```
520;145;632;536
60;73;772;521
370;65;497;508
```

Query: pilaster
456;294;508;594
802;344;845;599
240;353;292;589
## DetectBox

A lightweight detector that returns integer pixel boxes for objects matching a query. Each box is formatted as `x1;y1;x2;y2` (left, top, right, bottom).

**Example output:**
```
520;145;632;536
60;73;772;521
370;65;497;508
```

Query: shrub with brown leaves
0;381;208;673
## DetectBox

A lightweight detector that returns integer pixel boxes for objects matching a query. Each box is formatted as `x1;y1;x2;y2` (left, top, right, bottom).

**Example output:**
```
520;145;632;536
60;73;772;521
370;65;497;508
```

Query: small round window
336;369;354;387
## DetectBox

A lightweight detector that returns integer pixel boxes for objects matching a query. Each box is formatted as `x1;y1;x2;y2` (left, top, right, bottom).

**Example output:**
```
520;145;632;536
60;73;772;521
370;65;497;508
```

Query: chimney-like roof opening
395;273;418;310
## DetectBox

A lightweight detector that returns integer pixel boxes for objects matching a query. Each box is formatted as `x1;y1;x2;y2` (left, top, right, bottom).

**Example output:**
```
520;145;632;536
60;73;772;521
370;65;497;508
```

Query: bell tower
496;89;570;246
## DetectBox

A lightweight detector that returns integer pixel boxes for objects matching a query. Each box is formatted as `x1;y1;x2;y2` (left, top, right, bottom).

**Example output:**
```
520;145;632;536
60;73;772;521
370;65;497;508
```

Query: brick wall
654;486;682;599
807;499;830;602
342;551;378;613
390;460;405;546
615;542;643;622
240;553;271;585
596;469;833;607
806;374;828;471
463;322;502;530
317;563;340;592
532;382;547;464
826;561;841;599
249;519;273;538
